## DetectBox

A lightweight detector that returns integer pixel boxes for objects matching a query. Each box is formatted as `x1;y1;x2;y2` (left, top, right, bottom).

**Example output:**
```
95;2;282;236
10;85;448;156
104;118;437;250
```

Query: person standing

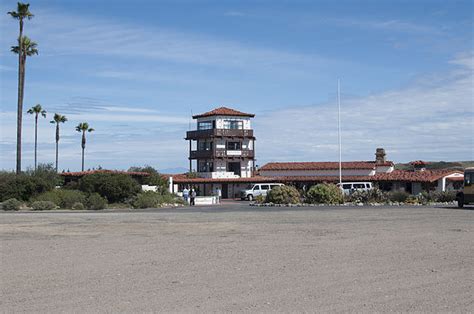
182;186;189;204
190;188;197;206
217;187;222;204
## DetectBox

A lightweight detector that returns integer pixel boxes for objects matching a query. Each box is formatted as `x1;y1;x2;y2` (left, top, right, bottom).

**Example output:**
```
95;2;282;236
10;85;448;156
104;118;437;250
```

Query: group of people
182;187;197;206
181;187;222;206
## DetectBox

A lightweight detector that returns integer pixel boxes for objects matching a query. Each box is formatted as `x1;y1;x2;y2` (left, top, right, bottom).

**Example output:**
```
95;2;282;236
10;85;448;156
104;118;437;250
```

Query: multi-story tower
186;107;255;178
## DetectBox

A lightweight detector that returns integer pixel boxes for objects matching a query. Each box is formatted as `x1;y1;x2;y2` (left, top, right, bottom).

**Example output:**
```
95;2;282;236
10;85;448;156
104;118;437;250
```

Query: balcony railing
186;129;254;140
190;149;254;159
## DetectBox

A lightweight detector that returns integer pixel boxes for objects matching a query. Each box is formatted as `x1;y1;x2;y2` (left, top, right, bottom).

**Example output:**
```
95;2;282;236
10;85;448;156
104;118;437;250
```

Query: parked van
336;182;373;195
240;183;284;201
456;167;474;208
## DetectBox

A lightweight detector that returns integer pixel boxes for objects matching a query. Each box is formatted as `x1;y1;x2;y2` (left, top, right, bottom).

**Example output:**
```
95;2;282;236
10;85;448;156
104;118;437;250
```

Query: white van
240;183;284;201
336;182;373;195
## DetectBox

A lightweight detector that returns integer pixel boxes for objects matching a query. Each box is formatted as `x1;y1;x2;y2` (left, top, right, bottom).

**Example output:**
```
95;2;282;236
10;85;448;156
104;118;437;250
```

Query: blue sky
0;0;473;172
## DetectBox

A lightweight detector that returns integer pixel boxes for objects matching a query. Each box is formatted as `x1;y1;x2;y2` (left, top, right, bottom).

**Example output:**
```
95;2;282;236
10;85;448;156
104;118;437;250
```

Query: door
228;162;241;176
221;183;229;199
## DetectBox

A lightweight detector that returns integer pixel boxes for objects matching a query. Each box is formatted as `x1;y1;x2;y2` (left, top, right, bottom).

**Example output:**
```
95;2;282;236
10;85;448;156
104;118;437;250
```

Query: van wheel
457;196;464;208
247;195;253;201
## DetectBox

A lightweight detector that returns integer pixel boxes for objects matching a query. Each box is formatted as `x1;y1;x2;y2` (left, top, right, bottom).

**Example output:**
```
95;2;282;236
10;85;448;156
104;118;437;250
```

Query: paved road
1;204;473;312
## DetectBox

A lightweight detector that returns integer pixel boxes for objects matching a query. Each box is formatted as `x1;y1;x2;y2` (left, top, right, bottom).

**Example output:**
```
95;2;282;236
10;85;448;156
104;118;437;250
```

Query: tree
27;104;46;170
8;2;34;174
75;122;94;171
50;113;67;172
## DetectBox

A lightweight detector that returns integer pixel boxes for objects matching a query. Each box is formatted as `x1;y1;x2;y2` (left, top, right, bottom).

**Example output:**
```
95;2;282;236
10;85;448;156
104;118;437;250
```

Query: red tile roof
259;161;393;171
446;176;464;182
61;170;150;177
192;107;255;119
373;170;463;183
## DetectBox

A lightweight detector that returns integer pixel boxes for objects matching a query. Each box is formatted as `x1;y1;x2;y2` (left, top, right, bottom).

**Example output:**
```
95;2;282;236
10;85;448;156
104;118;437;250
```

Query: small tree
306;184;343;204
266;186;301;204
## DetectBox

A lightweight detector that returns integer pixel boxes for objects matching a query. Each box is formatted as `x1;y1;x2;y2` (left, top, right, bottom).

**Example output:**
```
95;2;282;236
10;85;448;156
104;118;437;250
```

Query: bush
128;166;168;188
79;173;141;203
306;184;343;204
1;198;22;211
132;191;184;209
86;193;107;210
432;191;457;202
34;189;87;209
31;201;56;211
255;194;266;204
0;173;52;201
388;190;409;203
72;202;85;210
347;188;387;204
266;186;301;204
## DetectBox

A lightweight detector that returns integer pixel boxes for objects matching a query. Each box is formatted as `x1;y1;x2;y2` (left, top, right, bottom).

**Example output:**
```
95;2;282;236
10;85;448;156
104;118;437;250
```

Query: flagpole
338;79;342;186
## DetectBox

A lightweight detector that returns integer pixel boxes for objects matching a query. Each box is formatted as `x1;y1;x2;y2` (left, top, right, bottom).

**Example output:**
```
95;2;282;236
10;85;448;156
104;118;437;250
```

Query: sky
0;0;473;173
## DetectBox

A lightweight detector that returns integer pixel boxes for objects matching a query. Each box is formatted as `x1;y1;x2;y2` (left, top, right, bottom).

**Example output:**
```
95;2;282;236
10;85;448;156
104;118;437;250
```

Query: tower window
223;120;243;129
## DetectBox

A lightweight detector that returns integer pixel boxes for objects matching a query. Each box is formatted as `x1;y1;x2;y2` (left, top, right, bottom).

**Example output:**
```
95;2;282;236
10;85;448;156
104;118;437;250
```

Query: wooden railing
186;129;254;139
190;149;254;159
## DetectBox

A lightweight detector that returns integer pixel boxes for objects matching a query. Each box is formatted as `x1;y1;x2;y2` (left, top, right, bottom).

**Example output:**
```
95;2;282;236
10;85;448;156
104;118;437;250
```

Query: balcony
190;149;255;159
186;129;254;140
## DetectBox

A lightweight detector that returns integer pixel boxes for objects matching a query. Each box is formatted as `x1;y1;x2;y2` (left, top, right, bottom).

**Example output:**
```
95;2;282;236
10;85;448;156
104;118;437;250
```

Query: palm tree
50;114;67;172
27;104;46;170
8;2;34;174
75;123;94;171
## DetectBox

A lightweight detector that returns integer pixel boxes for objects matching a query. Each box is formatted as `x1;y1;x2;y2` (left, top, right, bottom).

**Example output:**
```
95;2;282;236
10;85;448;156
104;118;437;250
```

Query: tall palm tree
27;104;46;170
8;2;34;174
75;123;94;171
50;114;67;172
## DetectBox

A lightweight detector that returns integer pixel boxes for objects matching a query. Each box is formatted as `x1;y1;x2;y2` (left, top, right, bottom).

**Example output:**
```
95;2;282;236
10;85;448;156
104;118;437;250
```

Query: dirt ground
1;205;473;312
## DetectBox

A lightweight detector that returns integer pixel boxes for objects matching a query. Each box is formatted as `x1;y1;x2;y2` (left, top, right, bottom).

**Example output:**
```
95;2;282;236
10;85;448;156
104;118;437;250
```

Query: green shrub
306;184;343;204
0;173;52;201
255;194;266;204
79;173;141;203
432;191;457;202
266;186;301;204
72;202;86;210
132;191;184;209
1;198;22;211
347;188;387;204
34;189;87;209
86;193;107;210
389;190;409;203
31;201;56;211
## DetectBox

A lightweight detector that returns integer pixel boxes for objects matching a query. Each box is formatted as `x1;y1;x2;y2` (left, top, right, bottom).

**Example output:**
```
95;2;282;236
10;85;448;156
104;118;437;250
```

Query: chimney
375;148;386;165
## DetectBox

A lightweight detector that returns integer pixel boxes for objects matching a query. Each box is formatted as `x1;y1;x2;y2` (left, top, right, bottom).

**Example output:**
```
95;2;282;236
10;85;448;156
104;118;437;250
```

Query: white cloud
0;9;329;70
255;53;474;164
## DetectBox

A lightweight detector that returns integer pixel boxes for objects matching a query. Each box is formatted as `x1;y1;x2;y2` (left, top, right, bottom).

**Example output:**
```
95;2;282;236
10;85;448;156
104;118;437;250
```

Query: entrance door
228;162;241;176
221;184;229;198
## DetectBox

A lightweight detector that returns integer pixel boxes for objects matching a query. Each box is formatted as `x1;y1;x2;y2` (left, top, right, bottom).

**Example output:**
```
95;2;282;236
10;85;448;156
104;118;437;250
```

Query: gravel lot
1;204;473;312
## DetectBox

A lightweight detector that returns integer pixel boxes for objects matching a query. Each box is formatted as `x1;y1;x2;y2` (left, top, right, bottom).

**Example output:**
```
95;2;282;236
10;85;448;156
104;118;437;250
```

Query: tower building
185;107;256;178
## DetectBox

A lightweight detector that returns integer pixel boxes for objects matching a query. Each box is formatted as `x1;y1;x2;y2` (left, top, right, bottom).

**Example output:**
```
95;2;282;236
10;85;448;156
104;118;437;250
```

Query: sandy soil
1;205;473;312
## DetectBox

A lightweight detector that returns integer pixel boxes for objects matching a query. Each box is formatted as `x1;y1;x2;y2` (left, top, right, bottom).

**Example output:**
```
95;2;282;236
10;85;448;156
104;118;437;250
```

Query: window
261;185;270;190
253;185;260;191
226;141;241;150
198;141;213;151
223;120;243;129
343;184;352;189
353;184;365;189
198;121;213;130
198;161;213;172
465;173;473;186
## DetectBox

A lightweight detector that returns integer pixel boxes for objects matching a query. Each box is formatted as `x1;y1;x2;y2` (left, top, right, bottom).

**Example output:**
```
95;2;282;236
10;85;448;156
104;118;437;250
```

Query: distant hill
159;167;188;174
395;161;474;171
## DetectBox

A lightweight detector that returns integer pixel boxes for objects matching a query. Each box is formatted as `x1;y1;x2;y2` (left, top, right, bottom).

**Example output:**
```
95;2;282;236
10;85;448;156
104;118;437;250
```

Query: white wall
196;116;251;129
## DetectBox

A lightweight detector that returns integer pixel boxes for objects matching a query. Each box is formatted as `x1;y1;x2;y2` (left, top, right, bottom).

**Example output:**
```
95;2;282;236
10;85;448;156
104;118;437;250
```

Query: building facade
185;107;256;179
